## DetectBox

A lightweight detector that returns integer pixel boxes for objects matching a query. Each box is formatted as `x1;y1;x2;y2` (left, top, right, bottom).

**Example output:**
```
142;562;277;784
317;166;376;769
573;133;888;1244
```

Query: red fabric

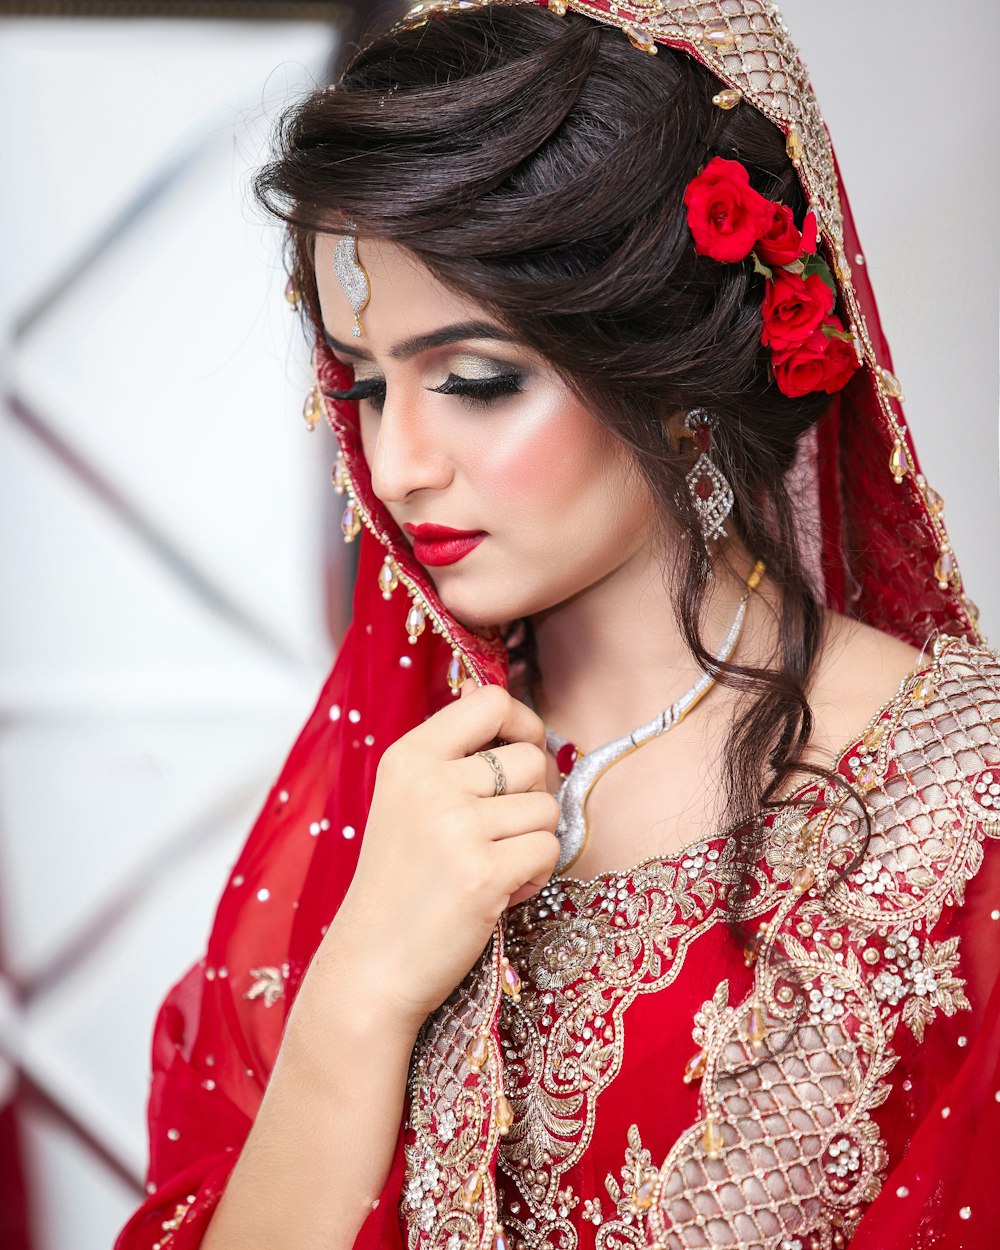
0;1090;34;1250
114;5;990;1248
849;845;1000;1250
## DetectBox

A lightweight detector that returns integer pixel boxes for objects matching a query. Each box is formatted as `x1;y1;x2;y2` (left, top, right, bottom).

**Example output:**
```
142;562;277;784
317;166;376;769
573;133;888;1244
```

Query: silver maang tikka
332;221;370;338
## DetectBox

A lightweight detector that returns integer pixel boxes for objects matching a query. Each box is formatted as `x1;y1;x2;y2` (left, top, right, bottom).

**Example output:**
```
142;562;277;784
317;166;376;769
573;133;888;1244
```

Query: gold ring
476;749;506;797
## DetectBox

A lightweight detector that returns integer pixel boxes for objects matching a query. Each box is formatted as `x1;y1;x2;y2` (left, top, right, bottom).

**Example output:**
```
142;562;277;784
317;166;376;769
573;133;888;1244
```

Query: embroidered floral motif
404;1143;444;1234
243;964;287;1007
494;844;767;1244
576;1124;659;1248
581;1198;603;1224
402;939;505;1249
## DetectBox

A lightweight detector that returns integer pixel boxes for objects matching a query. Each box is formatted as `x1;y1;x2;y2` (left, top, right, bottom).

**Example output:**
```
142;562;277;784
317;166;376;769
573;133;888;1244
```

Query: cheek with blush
465;387;623;525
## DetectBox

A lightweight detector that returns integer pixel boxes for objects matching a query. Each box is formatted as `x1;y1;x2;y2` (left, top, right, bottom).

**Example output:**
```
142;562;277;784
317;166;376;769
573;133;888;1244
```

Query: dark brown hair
255;4;845;918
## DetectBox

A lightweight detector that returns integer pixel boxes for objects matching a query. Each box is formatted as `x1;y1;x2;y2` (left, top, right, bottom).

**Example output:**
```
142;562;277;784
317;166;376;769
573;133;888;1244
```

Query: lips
404;522;487;568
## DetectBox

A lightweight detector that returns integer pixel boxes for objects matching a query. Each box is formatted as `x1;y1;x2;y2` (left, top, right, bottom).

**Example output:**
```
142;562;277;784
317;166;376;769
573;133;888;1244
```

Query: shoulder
805;615;999;768
804;613;928;765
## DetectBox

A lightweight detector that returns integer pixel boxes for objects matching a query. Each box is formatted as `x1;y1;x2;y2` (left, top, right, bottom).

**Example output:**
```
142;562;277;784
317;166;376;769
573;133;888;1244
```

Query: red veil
115;3;994;1249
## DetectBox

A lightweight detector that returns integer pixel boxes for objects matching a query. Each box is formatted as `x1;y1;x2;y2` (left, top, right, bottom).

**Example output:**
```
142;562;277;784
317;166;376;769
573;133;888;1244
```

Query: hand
322;683;561;1036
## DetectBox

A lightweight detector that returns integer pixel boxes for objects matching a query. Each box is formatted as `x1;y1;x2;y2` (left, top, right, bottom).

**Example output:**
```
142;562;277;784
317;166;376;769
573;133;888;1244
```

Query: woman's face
315;235;658;629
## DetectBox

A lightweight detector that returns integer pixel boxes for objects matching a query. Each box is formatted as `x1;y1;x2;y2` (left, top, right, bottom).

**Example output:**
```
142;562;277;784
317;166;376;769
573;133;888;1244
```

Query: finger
475;790;560;839
460;741;549;797
489;829;561;902
414;682;546;760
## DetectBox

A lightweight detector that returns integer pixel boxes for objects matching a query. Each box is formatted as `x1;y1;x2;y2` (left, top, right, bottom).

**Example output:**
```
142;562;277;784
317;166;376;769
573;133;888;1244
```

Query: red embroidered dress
114;3;998;1249
476;638;1000;1249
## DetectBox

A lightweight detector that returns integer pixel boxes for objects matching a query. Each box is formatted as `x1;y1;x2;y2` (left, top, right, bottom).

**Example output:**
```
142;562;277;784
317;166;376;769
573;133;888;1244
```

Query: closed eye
324;378;386;409
430;372;524;408
324;372;524;413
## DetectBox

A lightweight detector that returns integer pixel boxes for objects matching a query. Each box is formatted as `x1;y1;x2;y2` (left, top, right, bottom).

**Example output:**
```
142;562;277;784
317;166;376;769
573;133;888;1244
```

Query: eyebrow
323;320;523;362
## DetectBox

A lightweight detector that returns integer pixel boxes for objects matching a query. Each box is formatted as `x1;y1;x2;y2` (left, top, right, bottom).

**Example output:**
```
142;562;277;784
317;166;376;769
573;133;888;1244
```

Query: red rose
760;268;835;351
799;211;818;255
771;316;861;397
755;202;802;267
684;156;773;263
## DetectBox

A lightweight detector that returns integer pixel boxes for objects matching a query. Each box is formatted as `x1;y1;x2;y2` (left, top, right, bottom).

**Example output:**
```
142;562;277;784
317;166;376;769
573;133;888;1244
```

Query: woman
115;2;1000;1248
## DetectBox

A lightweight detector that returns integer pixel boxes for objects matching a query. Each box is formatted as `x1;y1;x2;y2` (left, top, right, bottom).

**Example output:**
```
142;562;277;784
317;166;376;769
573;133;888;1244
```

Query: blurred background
0;1;996;1247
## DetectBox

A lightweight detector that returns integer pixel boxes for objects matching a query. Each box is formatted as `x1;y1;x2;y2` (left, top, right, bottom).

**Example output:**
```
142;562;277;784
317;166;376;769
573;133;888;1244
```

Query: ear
663;408;694;455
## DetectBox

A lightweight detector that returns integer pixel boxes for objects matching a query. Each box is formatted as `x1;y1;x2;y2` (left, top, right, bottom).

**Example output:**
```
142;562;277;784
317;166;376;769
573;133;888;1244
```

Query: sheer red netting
115;3;996;1248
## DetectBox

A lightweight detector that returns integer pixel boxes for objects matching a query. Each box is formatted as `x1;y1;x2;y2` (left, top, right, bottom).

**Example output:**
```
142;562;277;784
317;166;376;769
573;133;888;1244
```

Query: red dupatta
115;3;992;1249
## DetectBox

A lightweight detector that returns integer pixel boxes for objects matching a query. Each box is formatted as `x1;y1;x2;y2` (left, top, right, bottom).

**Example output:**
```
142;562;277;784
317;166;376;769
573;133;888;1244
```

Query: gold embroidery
595;1124;657;1247
403;638;1000;1250
403;934;506;1249
150;1196;195;1249
493;847;775;1248
243;965;287;1007
645;637;1000;1249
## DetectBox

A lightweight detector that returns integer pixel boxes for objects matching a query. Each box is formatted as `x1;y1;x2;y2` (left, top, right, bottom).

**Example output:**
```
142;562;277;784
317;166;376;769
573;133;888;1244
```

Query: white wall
779;0;999;633
0;17;339;1249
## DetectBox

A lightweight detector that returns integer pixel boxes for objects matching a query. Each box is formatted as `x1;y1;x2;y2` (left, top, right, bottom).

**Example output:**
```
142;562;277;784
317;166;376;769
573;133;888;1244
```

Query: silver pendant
547;589;749;875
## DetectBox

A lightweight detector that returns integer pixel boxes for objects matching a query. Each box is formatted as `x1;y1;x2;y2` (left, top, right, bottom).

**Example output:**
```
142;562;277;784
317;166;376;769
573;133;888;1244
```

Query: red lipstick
404;522;487;567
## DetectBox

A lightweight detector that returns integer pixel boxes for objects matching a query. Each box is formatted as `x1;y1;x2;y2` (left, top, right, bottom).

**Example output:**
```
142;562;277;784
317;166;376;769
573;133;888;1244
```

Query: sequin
257;888;270;902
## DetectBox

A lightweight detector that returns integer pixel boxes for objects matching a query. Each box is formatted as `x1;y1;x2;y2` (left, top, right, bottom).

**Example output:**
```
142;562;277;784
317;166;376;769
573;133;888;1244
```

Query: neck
526;538;769;747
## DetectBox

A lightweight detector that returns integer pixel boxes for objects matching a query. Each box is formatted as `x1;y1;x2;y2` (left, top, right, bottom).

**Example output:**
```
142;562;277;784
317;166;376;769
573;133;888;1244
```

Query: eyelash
325;372;524;412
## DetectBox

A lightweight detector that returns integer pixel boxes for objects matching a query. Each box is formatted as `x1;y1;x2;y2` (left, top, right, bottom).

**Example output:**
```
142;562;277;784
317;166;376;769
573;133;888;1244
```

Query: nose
367;391;453;505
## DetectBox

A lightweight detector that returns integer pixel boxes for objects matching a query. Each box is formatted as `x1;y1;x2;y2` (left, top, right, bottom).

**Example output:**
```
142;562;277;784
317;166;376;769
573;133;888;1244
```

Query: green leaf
751;252;773;279
801;252;837;294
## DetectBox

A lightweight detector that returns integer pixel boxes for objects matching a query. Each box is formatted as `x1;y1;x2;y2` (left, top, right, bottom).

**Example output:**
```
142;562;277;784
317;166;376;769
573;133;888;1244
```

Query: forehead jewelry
332;221;370;338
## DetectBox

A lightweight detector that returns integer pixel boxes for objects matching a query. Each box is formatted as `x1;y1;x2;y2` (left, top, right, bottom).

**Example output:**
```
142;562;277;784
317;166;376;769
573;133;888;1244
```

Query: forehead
314;234;487;344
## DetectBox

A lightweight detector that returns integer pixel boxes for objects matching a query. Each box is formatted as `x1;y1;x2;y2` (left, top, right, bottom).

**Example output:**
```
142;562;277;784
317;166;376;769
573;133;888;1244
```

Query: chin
436;573;579;634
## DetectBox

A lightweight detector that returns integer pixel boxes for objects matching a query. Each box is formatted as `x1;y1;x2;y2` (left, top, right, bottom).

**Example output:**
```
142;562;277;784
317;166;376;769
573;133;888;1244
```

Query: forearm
201;926;419;1250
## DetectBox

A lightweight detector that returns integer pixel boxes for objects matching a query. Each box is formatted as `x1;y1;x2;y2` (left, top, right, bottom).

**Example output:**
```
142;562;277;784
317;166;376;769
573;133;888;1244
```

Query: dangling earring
684;408;734;545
